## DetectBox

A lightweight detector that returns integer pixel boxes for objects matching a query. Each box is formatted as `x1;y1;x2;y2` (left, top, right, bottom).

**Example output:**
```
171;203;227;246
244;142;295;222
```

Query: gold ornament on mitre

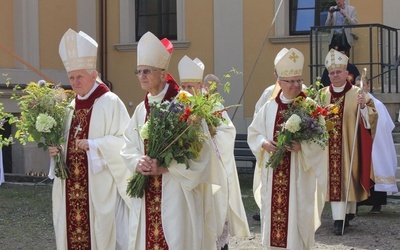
59;29;98;73
275;48;304;78
325;48;349;71
137;31;173;70
178;55;205;83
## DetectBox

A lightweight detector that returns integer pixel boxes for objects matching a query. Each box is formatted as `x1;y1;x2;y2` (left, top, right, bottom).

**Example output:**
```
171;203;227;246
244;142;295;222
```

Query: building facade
0;0;399;174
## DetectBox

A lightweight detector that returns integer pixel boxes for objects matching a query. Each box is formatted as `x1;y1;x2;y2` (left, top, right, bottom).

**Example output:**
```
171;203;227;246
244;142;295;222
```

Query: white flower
318;115;326;126
139;122;149;140
37;80;46;87
35;113;57;133
285;114;301;133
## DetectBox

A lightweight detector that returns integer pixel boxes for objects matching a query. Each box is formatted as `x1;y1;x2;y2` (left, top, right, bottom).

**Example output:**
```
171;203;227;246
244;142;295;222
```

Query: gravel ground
229;198;400;250
1;176;399;250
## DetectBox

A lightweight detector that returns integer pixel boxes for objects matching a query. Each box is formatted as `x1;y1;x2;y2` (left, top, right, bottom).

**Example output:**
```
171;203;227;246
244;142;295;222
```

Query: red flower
320;108;328;117
180;107;192;121
212;110;223;119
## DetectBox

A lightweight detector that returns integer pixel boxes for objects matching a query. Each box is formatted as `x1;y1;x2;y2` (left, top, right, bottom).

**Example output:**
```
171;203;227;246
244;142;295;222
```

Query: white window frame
270;0;351;44
115;0;189;51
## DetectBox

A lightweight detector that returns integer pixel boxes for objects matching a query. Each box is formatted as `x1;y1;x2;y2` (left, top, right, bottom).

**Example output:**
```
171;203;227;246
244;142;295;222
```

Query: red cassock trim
270;98;290;248
65;84;109;249
145;175;168;249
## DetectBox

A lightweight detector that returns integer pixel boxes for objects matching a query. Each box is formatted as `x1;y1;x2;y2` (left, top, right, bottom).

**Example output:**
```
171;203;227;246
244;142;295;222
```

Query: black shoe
370;205;381;214
221;244;228;250
252;214;260;221
345;213;355;227
334;220;344;235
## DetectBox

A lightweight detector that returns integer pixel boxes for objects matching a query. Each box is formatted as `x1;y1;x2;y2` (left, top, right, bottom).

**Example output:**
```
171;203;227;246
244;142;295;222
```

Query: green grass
0;183;55;249
238;173;259;213
0;174;258;249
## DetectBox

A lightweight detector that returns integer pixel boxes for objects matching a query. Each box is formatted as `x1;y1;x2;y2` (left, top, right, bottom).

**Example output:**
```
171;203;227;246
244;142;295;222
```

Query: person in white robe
48;29;131;250
248;48;327;249
254;48;308;118
121;32;215;250
355;76;398;213
178;56;250;250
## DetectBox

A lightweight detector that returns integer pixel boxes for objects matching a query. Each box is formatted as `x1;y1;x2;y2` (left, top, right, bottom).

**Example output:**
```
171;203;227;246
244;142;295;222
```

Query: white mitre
274;48;289;66
178;55;205;83
325;48;349;71
137;31;173;69
59;29;98;72
275;48;304;77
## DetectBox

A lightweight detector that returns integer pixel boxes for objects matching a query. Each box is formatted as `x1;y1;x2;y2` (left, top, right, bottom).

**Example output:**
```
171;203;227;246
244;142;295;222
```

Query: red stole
327;83;351;201
144;75;180;249
269;90;306;248
65;84;109;249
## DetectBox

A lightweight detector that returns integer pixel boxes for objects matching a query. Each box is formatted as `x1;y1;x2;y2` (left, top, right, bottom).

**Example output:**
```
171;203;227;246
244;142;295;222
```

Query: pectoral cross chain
74;123;83;138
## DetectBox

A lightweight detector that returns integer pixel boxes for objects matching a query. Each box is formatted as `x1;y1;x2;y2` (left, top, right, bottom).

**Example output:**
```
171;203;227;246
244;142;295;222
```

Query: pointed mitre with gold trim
59;29;98;72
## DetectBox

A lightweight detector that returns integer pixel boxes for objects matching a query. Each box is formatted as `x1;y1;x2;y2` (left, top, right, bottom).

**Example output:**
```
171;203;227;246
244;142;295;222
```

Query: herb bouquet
126;90;228;198
12;81;75;179
0;102;15;148
266;95;339;170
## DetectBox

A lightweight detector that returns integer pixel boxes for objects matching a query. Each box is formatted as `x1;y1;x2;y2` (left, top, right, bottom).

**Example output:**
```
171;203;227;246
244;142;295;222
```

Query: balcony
310;23;399;94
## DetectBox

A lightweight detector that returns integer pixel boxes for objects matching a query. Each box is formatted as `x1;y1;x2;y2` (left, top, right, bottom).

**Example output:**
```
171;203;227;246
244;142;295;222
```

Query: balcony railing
310;23;399;93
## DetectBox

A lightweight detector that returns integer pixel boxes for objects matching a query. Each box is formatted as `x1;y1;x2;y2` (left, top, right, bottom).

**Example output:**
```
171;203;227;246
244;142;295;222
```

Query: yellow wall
351;0;383;62
38;1;77;71
0;0;388;118
183;1;214;76
106;1;138;114
241;0;385;117
242;2;313;117
106;1;215;115
0;1;15;68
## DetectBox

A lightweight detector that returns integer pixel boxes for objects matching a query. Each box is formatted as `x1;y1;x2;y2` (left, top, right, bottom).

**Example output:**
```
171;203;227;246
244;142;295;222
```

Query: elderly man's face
136;66;166;96
328;68;349;87
277;76;303;99
68;69;97;97
180;82;202;95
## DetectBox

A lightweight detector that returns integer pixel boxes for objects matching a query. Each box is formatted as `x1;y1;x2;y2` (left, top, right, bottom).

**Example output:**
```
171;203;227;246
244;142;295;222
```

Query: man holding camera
325;0;358;56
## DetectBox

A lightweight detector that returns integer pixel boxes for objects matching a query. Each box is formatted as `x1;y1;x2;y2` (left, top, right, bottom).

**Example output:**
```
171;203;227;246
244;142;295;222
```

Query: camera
329;7;341;13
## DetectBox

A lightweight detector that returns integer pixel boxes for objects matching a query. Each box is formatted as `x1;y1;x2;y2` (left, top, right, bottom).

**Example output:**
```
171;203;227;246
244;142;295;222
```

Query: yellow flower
294;96;304;103
325;120;335;132
332;106;339;114
177;91;189;103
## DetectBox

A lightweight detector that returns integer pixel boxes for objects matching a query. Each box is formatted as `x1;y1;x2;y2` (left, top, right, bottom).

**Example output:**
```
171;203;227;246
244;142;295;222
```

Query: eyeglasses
134;68;163;76
329;70;344;76
279;79;303;84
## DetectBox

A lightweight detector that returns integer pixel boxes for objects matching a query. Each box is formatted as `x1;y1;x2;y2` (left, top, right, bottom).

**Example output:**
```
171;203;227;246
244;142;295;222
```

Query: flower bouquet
126;90;228;198
266;95;339;170
12;81;75;179
0;97;15;148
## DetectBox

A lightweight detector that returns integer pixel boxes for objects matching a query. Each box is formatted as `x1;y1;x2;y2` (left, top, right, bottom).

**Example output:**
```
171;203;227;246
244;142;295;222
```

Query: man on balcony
325;0;358;56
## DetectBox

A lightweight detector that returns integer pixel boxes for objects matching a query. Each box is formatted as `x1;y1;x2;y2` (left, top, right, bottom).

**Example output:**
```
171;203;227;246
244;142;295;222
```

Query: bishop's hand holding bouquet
266;80;340;170
11;81;75;179
126;88;230;198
